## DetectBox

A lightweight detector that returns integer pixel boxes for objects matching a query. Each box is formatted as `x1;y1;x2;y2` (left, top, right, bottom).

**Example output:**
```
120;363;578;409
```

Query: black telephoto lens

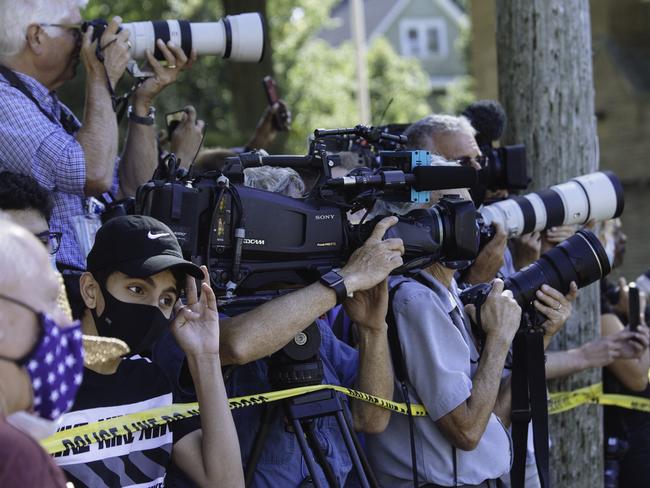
506;230;610;306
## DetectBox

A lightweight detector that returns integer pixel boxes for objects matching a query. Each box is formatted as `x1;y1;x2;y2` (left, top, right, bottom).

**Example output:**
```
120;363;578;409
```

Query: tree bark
222;0;275;143
496;1;602;487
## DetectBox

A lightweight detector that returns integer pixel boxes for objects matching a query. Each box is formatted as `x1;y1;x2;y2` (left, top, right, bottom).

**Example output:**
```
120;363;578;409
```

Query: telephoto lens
121;13;265;62
480;171;624;238
506;230;610;305
461;230;611;321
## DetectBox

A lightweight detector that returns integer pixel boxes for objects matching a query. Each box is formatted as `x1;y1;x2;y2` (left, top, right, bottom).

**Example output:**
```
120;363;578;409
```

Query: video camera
135;126;479;298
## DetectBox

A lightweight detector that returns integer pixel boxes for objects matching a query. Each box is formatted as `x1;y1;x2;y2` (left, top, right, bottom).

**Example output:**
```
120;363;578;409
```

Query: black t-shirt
52;356;199;488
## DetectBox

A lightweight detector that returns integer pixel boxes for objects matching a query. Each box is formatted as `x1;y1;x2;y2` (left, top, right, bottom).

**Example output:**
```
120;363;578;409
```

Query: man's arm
170;267;244;487
343;280;393;433
546;336;622;379
76;18;129;196
437;331;513;449
438;280;521;450
219;217;404;365
119;42;196;197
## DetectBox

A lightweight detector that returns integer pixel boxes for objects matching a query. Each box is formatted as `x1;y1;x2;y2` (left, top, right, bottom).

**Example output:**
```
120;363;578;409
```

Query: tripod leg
335;411;371;488
303;420;340;488
338;409;379;488
291;417;327;488
245;404;278;487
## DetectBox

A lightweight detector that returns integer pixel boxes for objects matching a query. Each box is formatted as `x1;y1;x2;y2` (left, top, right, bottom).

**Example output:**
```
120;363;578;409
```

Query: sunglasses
34;231;63;255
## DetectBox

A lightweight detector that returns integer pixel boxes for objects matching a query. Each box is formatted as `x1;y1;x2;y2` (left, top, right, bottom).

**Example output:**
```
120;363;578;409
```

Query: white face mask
6;410;63;440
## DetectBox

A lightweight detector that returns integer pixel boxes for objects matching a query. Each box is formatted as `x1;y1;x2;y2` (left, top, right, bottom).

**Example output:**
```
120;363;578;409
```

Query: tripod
243;324;379;488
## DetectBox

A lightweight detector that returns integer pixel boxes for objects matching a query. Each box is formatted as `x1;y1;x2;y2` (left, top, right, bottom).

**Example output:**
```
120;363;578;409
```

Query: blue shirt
0;70;119;270
366;273;511;487
227;314;360;487
152;310;361;488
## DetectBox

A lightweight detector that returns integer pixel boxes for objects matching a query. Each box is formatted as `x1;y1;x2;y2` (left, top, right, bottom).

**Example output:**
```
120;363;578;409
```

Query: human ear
25;24;46;56
79;272;102;314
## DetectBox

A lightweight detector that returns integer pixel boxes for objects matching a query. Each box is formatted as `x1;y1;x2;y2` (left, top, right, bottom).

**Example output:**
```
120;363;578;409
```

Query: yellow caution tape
41;384;426;456
42;381;650;456
548;382;650;414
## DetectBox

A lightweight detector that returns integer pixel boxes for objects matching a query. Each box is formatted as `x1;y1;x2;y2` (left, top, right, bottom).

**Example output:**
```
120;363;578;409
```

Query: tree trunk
222;0;275;144
495;1;602;487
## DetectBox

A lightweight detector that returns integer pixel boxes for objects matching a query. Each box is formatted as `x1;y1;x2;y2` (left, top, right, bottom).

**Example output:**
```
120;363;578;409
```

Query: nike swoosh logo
147;231;170;240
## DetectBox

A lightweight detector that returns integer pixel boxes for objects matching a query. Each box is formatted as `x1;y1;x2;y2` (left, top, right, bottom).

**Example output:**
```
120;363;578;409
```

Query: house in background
318;0;469;93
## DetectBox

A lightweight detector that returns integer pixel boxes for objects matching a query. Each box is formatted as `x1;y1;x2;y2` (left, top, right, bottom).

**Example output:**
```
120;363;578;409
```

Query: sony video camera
135;126;480;298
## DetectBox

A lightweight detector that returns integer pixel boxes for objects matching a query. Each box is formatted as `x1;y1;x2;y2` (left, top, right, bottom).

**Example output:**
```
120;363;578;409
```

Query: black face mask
91;284;170;356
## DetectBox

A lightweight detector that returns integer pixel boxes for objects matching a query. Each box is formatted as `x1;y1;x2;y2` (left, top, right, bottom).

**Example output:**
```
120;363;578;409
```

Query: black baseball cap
87;215;203;280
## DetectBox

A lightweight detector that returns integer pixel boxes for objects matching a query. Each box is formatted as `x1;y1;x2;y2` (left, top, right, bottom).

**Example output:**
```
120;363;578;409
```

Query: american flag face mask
0;294;84;420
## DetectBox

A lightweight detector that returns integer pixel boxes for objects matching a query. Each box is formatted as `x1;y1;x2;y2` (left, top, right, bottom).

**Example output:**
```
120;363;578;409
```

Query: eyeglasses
34;231;63;255
39;23;83;41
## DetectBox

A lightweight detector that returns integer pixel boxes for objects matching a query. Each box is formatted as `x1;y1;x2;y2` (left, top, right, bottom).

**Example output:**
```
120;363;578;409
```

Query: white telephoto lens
122;12;265;62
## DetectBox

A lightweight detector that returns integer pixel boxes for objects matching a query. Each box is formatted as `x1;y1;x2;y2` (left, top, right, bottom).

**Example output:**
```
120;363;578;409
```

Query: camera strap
387;277;420;488
0;65;78;135
510;322;549;488
388;274;463;488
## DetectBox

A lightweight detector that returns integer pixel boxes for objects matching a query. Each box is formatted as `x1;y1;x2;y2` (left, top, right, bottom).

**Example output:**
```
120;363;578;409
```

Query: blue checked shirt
0;71;119;270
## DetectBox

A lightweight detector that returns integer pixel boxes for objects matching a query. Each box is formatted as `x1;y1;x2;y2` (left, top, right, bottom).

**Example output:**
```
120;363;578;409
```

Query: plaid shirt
0;71;119;270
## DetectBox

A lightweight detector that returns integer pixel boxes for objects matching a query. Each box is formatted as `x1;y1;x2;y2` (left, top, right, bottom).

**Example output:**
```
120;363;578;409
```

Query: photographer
404;115;510;284
0;2;193;294
363;166;575;487
221;167;401;487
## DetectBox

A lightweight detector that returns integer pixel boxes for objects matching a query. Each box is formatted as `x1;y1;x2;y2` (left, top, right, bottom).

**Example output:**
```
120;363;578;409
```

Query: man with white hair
0;218;85;487
0;0;193;294
404;114;511;285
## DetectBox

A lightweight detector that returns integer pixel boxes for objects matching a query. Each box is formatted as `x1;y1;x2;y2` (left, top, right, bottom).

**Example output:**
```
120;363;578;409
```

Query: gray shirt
366;272;512;487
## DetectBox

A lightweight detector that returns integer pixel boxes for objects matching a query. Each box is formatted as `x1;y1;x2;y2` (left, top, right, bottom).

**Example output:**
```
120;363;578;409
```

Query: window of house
399;18;448;58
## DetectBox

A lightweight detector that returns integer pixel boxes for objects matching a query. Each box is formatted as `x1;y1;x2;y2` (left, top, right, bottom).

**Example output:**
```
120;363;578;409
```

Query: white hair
0;0;87;61
404;114;476;153
243;166;306;198
368;154;462;218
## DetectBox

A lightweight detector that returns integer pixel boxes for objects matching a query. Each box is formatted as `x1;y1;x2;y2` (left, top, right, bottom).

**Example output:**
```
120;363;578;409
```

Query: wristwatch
128;105;156;126
320;270;348;305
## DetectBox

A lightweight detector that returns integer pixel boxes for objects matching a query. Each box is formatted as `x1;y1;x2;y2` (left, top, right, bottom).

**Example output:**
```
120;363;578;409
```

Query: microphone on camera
461;99;507;147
